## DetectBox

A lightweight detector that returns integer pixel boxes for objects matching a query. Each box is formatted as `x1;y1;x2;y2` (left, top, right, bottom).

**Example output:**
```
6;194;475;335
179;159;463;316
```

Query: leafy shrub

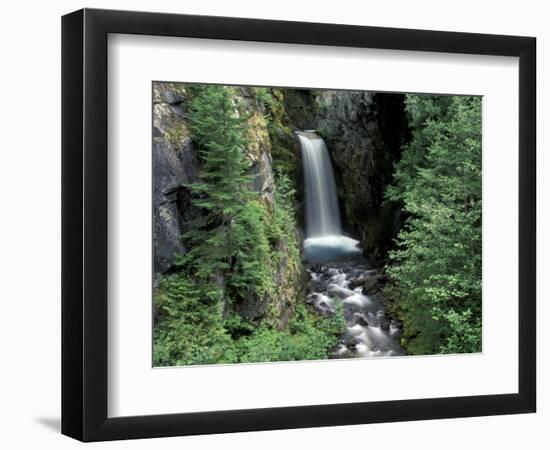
237;303;345;363
385;95;482;355
153;274;237;366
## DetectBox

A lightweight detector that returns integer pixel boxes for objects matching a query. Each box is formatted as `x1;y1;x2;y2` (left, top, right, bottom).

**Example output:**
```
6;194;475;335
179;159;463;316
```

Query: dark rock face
152;83;201;284
315;91;409;263
282;89;318;130
152;138;202;277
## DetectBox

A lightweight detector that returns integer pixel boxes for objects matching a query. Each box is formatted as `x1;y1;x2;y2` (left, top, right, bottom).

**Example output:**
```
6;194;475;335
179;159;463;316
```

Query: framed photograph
61;8;536;442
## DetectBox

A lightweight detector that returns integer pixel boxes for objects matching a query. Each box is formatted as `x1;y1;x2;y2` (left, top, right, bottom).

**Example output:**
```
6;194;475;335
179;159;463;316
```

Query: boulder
350;273;388;293
353;313;369;327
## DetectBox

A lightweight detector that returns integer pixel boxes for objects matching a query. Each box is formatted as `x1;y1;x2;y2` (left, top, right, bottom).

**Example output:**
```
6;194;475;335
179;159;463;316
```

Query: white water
307;262;405;358
303;234;361;262
298;132;360;262
299;133;342;237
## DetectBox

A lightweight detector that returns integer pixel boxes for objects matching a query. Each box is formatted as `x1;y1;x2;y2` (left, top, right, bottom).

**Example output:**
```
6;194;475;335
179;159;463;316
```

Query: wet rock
324;268;340;277
343;306;355;322
350;273;387;293
361;277;380;293
308;278;326;292
353;313;369;327
317;301;335;316
346;338;360;350
307;293;335;316
313;263;323;273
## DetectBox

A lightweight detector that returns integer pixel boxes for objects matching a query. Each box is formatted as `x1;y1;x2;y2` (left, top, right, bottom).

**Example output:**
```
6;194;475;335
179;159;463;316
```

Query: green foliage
253;87;275;109
186;85;255;211
223;313;256;338
164;122;189;147
226;199;274;301
385;95;482;355
237;303;345;363
153;274;237;366
266;173;300;266
261;88;299;178
154;275;345;365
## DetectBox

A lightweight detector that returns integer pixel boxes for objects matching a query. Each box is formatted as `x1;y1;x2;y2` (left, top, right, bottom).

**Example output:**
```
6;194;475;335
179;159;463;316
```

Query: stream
298;131;405;359
306;258;404;358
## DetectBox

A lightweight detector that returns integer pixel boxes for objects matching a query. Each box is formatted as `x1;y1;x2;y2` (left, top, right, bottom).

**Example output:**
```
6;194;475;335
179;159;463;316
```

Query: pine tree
179;85;273;302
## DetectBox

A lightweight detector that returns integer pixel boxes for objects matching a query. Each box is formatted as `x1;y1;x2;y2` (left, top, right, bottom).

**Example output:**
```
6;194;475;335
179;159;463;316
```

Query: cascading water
298;131;404;358
298;132;361;263
299;133;342;237
307;261;405;358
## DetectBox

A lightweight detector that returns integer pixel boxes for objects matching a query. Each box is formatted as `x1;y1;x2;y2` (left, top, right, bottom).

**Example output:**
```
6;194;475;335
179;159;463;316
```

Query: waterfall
299;133;404;358
298;133;342;237
298;132;361;262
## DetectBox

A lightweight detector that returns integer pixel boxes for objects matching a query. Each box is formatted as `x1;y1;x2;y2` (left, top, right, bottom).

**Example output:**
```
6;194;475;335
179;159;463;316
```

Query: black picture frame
62;8;536;442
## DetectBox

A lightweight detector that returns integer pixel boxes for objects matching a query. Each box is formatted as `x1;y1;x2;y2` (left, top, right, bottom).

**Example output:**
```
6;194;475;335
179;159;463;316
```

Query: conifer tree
179;85;273;302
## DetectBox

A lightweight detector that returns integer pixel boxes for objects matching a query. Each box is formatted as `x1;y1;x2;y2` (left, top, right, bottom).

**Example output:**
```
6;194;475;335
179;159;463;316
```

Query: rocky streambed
306;257;405;358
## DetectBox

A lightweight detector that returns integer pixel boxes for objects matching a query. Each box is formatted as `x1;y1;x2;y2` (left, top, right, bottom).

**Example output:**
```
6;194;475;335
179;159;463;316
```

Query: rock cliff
152;83;200;281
